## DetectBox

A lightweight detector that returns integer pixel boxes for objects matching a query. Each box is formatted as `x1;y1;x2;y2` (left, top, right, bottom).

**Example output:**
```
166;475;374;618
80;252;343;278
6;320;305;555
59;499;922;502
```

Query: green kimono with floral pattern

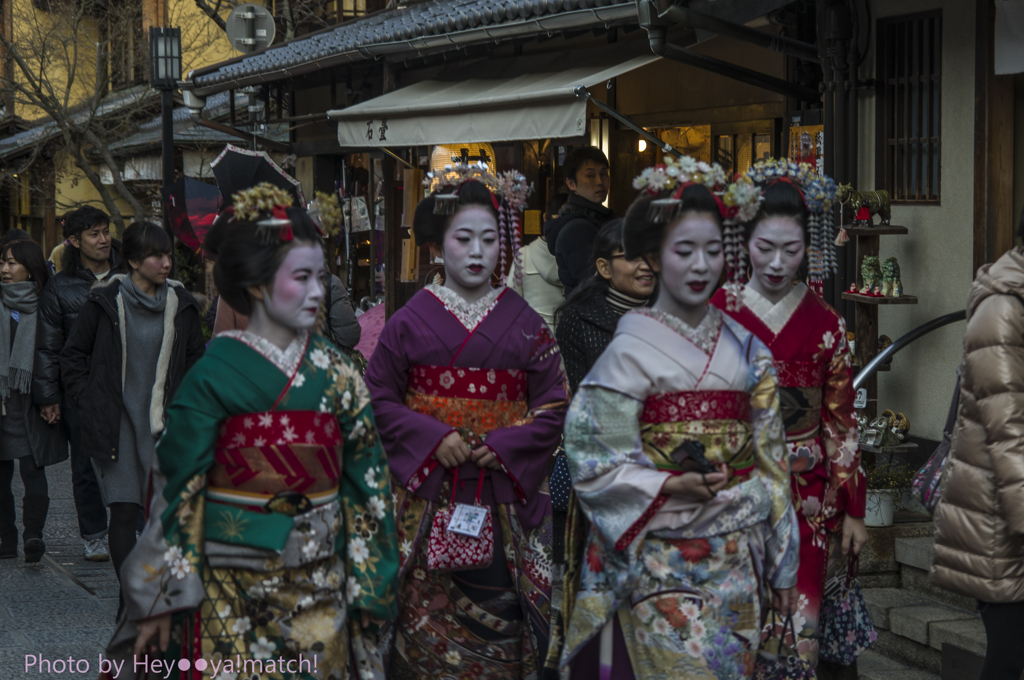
106;331;398;680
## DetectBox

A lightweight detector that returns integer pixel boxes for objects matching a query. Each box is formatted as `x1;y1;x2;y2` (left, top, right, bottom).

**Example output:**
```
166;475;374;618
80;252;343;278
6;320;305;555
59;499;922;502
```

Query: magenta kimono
365;285;569;680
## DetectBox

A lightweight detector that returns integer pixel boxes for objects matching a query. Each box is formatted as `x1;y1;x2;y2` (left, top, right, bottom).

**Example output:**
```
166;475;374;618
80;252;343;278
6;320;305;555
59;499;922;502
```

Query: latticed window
876;11;942;203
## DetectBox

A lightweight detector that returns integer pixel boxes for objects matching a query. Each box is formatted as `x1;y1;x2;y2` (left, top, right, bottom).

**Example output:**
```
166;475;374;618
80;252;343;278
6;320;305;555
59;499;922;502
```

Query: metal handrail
853;310;967;390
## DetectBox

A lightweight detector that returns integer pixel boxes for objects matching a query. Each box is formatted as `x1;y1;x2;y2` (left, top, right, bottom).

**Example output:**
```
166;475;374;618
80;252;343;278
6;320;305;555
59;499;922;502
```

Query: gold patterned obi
208;410;343;515
404;365;528;446
640;390;755;484
774;360;825;442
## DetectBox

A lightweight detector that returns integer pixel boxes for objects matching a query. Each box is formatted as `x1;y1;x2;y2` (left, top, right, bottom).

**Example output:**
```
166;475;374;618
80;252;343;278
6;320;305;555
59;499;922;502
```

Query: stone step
861;588;987;677
858;650;942;680
895;537;934;572
900;565;978;612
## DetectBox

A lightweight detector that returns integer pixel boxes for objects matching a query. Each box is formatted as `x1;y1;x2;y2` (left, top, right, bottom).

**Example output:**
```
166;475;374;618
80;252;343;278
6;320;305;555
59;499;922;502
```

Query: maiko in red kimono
365;284;569;680
712;283;865;666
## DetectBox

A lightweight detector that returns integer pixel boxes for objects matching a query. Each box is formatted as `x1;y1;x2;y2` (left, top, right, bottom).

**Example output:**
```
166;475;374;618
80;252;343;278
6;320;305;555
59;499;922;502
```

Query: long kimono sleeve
364;316;457;489
333;355;399;621
565;385;674;549
121;365;228;622
482;322;570;501
748;350;800;590
821;322;866;520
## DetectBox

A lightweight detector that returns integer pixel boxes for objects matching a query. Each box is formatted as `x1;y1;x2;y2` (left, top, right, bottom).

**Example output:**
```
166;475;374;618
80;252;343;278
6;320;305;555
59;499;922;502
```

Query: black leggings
108;502;141;582
0;456;48;498
979;600;1024;680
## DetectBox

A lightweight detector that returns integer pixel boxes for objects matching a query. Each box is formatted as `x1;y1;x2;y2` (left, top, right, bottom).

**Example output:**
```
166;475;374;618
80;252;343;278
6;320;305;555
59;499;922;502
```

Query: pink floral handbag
427;468;494;572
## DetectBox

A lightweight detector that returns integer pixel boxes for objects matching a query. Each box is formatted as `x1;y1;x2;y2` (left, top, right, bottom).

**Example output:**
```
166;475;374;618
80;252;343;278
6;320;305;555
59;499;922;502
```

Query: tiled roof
191;0;637;94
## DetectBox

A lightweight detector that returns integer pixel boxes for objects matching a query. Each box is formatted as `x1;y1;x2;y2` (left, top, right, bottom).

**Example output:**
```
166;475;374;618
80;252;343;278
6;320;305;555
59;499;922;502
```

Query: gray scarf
121;273;168;313
0;281;39;399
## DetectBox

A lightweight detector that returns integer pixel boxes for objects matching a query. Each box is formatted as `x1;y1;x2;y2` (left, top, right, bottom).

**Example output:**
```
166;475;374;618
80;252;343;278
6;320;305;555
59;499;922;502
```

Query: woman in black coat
60;224;205;599
0;240;68;562
554;218;655;394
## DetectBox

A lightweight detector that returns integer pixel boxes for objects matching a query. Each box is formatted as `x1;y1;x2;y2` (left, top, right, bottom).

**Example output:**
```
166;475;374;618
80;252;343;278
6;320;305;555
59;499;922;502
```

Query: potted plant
865;462;916;527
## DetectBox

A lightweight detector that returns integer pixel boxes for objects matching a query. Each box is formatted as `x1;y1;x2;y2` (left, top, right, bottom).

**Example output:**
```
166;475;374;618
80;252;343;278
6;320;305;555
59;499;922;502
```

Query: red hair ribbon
271;205;293;241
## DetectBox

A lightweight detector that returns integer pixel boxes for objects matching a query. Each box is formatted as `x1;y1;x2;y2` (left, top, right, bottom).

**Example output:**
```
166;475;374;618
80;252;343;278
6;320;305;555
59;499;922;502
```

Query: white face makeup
262;244;325;331
746;216;806;304
652;212;725;325
442;205;500;303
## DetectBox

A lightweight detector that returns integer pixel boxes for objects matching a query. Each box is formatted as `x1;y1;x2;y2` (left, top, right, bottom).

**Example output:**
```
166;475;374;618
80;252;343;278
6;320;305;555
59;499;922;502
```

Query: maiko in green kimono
104;185;398;680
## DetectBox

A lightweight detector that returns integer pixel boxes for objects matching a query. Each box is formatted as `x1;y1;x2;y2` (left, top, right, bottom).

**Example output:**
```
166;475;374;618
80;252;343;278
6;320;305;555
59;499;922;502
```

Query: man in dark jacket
33;206;118;561
544;146;615;297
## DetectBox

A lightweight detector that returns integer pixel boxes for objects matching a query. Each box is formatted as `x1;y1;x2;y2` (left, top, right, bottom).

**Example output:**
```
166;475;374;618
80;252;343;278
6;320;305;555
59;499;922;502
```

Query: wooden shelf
844;225;909;236
842;293;918;305
861;442;918;455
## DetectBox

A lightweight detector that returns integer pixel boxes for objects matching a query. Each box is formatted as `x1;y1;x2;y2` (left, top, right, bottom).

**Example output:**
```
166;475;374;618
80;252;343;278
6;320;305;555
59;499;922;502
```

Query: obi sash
774;360;825;442
404;365;528;494
208;410;343;513
639;390;756;481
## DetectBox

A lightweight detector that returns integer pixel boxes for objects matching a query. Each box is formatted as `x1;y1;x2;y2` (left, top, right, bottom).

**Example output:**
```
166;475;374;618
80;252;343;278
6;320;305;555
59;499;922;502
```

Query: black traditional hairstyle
3;239;51;290
743;180;811;242
121;222;172;272
61;205;110;272
623;183;722;262
205;207;321;317
563;146;610;185
412;180;499;248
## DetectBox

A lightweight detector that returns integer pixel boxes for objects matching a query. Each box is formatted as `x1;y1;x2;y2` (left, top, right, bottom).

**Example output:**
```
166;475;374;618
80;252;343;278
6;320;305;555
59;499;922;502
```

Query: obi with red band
641;390;751;424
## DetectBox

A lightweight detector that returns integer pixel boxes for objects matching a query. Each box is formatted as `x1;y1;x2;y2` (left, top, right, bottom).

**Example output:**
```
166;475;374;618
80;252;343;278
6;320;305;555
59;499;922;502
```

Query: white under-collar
741;283;808;336
221;329;309;376
426;284;504;331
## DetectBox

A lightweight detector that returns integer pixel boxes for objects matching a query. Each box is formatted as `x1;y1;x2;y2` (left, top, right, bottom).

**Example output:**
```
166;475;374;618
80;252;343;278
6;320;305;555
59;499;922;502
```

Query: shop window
714;132;773;177
876;12;942;203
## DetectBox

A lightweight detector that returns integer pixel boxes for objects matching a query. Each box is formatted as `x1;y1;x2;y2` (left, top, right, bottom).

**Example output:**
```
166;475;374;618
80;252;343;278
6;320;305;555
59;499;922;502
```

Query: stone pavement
1;460;118;680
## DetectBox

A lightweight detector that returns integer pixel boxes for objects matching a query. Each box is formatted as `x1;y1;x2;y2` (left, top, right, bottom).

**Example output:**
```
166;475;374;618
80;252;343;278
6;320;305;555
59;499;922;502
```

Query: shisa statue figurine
881;256;903;297
837;184;892;226
860;255;883;296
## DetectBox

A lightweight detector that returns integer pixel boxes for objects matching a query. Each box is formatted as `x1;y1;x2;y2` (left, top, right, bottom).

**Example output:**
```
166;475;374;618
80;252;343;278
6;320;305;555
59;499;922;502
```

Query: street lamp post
149;27;182;266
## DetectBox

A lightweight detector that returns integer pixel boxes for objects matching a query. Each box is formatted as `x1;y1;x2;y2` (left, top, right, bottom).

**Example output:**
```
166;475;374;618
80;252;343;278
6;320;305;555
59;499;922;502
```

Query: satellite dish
225;3;276;54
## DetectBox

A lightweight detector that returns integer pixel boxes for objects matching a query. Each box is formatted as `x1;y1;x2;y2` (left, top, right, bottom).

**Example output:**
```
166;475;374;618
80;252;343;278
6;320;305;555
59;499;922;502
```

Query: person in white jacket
506;194;566;327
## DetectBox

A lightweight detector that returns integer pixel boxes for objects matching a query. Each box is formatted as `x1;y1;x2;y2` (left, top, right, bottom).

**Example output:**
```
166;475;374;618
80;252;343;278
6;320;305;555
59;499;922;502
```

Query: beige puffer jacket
931;247;1024;603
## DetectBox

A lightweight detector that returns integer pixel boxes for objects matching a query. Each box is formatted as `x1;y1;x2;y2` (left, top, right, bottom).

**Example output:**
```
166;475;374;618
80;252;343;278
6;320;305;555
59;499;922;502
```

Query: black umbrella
210;144;305;207
162;177;222;253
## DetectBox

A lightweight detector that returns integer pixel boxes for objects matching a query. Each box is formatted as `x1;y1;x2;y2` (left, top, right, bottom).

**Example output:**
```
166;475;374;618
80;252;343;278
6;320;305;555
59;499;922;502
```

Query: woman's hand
359;610;385;629
40;403;60;425
842;515;868;556
660;464;730;501
134;614;172;657
771;586;799;617
471;446;502;470
433;432;471;469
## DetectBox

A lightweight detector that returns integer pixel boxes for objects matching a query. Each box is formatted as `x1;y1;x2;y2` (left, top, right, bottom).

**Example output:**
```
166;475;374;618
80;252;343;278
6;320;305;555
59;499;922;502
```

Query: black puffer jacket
544;194;615;298
555;295;623;395
59;276;205;462
33;247;120;406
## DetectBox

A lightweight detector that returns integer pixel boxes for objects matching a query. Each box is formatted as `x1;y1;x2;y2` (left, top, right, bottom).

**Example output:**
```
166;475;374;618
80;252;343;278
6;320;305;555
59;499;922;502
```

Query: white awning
996;0;1024;75
328;44;659;147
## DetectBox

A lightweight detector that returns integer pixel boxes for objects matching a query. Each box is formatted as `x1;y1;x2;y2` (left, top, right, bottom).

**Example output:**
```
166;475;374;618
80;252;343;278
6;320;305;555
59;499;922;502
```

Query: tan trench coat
931;247;1024;603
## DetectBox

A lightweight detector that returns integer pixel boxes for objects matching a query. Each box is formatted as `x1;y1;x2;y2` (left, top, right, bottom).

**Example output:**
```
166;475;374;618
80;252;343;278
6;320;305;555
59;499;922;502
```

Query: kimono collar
632;305;722;356
221;329;309;376
741;282;807;336
426;284;505;332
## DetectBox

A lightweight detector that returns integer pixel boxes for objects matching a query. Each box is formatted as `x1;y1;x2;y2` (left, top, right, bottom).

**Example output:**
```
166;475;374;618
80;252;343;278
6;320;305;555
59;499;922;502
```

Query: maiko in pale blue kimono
561;306;799;680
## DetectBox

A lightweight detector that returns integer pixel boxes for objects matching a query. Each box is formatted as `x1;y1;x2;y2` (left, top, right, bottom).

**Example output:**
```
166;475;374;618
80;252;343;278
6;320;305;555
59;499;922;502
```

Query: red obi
207;410;343;509
773;360;825;388
641;390;751;424
407;365;527;401
404;365;528;499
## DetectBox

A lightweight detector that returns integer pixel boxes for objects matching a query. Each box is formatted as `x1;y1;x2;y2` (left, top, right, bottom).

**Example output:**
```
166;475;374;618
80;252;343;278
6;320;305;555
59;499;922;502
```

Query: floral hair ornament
746;159;838;297
423;162;534;287
632;155;763;310
231;182;303;243
307;191;343;238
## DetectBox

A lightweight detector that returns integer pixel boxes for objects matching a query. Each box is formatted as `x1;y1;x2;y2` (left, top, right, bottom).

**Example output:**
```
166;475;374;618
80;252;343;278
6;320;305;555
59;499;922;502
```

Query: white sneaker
84;538;109;562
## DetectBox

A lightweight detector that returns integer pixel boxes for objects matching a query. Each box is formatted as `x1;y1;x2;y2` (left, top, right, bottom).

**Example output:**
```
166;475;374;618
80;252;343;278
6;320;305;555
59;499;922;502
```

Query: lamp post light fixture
150;27;182;272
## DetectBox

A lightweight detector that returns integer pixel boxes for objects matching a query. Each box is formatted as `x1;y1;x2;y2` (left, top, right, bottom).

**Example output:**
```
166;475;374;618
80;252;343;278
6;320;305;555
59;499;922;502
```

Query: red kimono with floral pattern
712;283;865;667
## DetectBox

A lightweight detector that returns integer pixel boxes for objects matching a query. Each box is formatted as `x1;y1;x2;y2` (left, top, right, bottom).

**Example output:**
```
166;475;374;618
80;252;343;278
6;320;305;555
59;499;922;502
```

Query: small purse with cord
427;467;494;572
753;611;815;680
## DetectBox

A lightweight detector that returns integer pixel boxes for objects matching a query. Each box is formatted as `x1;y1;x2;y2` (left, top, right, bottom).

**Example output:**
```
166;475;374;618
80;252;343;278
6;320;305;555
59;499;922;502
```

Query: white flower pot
865;489;896;527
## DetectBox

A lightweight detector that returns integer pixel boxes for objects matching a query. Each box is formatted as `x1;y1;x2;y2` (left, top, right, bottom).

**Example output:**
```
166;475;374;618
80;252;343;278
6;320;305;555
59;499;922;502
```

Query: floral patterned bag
818;556;877;665
754;612;815;680
427;468;494;572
